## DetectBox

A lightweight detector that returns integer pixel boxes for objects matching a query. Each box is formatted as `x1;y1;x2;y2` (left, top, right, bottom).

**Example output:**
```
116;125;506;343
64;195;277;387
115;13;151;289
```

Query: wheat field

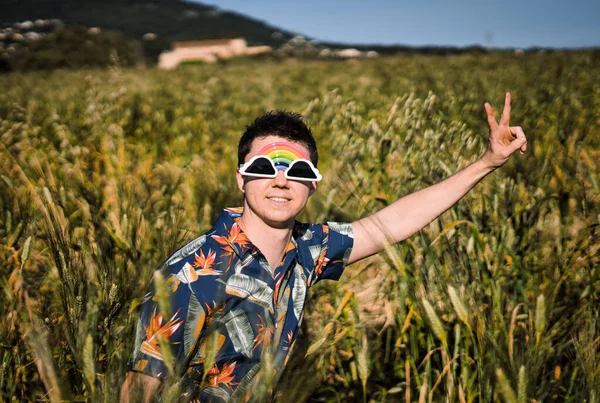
1;52;599;401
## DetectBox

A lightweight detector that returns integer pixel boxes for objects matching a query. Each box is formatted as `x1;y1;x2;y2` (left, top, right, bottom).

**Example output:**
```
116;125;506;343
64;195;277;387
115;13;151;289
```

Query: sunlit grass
1;51;599;401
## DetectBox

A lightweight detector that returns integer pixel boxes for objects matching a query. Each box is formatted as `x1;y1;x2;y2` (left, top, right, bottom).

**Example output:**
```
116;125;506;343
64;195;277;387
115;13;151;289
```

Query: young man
121;93;527;401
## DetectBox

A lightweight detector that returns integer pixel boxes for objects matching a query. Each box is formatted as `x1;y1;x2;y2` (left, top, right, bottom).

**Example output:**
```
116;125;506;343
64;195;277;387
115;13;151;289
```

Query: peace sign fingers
482;92;527;168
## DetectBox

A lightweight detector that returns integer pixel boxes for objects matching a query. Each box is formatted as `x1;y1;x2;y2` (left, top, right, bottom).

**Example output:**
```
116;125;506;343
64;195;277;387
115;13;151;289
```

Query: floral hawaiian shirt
128;207;354;401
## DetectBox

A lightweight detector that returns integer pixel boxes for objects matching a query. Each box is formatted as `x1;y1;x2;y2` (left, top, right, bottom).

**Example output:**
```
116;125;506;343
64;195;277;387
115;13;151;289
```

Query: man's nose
273;169;288;186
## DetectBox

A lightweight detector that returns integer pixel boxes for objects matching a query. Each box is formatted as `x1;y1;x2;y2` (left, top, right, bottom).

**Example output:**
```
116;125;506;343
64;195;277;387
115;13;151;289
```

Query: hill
0;0;498;72
1;0;490;58
0;0;299;59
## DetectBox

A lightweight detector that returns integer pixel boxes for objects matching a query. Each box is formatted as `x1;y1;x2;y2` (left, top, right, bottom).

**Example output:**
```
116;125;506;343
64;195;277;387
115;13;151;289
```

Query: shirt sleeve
128;256;215;380
311;222;354;285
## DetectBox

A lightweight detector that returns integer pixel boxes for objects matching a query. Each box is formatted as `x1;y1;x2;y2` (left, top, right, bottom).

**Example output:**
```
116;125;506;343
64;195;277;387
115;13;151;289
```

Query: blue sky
198;0;599;48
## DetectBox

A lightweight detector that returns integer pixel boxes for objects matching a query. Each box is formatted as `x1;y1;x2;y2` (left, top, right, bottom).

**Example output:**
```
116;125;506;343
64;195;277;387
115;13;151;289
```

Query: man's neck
238;207;294;270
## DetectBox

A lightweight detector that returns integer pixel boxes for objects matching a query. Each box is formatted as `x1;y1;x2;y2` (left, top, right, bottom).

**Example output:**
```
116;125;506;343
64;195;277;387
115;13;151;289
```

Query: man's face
236;135;317;228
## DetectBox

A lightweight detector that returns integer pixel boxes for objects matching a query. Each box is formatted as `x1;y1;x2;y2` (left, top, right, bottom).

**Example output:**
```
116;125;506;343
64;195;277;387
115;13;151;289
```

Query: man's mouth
267;196;291;203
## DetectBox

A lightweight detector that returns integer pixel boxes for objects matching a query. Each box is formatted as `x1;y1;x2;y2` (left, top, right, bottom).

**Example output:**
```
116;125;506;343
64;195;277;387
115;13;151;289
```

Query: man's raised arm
348;92;527;264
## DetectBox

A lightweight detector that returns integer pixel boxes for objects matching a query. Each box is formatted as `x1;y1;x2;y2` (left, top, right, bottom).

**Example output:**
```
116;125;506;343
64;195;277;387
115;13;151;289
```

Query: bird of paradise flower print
212;222;250;266
167;250;222;293
313;248;330;280
253;314;274;350
140;308;183;361
193;248;221;276
203;301;225;327
205;362;238;391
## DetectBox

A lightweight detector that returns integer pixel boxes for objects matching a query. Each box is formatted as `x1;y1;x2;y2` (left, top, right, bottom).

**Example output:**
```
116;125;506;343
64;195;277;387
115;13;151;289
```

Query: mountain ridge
1;0;492;59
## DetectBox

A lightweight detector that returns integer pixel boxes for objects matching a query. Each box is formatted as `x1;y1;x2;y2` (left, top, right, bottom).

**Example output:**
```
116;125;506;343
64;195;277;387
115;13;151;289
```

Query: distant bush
1;25;142;72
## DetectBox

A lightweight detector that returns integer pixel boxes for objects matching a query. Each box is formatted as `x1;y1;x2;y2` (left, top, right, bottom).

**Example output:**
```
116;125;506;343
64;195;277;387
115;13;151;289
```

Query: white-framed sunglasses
238;155;323;182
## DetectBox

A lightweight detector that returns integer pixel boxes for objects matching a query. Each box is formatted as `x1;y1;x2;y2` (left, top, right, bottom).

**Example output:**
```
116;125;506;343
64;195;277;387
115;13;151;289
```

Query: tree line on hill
0;0;295;72
0;23;142;72
0;19;491;73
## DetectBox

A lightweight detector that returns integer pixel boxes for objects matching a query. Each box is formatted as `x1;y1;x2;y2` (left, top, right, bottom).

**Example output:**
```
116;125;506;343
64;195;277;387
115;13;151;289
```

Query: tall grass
1;51;599;401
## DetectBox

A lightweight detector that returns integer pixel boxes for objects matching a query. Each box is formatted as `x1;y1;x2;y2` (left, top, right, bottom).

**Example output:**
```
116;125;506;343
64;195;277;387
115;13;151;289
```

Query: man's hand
482;92;527;168
120;372;161;403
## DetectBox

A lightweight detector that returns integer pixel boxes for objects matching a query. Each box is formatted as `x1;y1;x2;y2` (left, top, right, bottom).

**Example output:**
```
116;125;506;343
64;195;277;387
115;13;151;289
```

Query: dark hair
238;110;318;167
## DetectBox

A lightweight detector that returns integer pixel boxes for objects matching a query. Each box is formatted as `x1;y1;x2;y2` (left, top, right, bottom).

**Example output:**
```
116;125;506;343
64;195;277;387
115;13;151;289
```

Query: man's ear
236;170;245;193
308;181;317;197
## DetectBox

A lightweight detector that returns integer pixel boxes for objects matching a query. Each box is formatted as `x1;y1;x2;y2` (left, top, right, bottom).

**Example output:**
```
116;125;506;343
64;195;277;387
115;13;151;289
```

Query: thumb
509;135;527;154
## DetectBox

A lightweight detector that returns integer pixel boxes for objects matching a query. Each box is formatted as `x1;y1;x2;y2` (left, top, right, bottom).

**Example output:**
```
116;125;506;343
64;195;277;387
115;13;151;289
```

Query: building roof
172;38;244;49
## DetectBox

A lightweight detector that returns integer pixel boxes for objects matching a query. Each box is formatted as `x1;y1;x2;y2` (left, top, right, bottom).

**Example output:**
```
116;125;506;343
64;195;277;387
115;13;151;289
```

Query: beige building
158;38;271;69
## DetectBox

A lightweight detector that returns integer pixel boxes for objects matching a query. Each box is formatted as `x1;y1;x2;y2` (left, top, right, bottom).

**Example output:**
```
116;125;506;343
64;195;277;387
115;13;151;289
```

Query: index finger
500;92;511;126
484;102;498;130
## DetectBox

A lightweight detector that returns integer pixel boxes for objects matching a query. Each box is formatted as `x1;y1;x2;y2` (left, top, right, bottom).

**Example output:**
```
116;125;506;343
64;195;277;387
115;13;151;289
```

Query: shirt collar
212;207;302;260
212;207;244;236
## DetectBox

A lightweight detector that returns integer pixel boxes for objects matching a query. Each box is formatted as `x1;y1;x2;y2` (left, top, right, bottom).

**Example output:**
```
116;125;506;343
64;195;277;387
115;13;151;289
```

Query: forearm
350;157;495;262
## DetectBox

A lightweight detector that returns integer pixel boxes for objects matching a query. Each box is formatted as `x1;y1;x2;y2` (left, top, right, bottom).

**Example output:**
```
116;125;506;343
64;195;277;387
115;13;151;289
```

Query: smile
267;197;291;203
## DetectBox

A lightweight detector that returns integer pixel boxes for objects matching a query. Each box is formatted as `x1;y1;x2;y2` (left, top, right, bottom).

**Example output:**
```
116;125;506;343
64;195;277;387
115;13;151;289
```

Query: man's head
236;111;319;228
237;110;318;168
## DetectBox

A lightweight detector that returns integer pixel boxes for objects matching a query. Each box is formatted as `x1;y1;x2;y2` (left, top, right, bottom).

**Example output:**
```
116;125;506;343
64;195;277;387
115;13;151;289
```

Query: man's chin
264;216;295;229
243;201;301;229
260;210;298;229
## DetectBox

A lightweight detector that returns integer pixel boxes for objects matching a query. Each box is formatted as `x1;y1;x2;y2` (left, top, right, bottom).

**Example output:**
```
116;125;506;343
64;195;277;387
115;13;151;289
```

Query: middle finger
500;92;511;127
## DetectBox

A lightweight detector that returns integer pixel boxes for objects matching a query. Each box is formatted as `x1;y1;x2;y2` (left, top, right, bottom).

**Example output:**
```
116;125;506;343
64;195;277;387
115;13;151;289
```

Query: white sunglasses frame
238;155;323;182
